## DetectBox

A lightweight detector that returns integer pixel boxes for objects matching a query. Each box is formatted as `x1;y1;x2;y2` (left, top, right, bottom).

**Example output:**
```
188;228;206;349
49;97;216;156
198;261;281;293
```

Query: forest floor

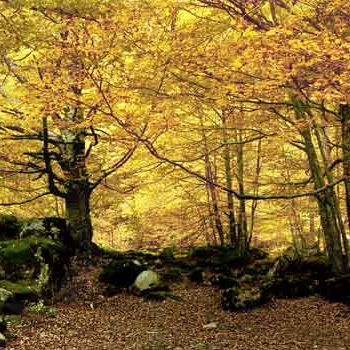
6;257;350;350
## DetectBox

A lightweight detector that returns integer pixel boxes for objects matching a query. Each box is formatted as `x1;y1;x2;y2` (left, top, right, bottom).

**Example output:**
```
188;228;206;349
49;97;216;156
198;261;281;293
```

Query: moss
0;280;37;300
0;237;68;300
99;260;145;288
0;214;22;241
0;237;63;267
161;267;183;283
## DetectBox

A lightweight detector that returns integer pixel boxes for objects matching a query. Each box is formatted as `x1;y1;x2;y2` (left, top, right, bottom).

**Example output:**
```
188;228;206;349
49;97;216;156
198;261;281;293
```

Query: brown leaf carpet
7;259;350;350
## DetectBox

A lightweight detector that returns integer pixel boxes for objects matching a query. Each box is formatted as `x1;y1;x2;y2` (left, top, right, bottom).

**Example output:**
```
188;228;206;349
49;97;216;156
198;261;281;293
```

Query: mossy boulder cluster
0;214;70;347
99;245;350;311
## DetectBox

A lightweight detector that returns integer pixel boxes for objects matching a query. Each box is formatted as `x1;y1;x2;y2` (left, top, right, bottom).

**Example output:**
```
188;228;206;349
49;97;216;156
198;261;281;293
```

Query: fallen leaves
7;260;350;350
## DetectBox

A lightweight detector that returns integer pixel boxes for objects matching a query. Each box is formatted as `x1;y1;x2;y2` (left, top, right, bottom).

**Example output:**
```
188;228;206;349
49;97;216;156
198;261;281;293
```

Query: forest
0;0;350;349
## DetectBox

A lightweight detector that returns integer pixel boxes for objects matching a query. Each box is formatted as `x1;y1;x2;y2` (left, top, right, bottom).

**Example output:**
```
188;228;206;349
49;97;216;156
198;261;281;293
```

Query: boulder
0;214;21;241
0;237;68;299
0;333;5;348
222;286;271;311
319;275;350;304
0;317;6;333
20;217;70;246
268;276;318;299
189;246;245;268
189;268;205;284
134;270;161;291
209;274;239;289
99;259;145;289
0;288;13;308
2;301;24;315
160;267;183;283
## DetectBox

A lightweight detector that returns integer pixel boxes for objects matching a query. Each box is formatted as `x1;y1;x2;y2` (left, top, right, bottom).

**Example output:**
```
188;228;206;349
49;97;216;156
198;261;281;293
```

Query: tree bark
300;126;345;274
221;111;237;246
340;104;350;235
65;181;93;248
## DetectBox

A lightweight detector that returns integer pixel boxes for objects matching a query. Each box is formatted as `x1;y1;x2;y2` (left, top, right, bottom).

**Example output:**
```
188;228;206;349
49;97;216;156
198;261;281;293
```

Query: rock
99;260;145;288
0;214;21;241
20;217;69;245
161;267;183;283
222;286;271;311
320;275;350;304
268;252;331;280
3;301;24;315
0;333;5;348
189;246;245;268
203;322;217;329
0;288;13;304
239;274;254;283
269;276;319;299
0;317;6;333
189;268;205;284
134;270;160;291
209;274;239;289
243;258;275;276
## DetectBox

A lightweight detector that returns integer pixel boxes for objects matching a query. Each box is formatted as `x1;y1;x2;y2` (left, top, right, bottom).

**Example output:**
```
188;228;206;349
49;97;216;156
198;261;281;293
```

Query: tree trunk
65;181;93;248
221;111;237;246
340;104;350;235
236;129;248;254
301;127;345;274
59;106;94;249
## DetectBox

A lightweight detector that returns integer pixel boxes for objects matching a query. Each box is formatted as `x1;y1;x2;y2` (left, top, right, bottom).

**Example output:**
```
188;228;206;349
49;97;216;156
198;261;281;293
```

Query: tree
0;0;171;249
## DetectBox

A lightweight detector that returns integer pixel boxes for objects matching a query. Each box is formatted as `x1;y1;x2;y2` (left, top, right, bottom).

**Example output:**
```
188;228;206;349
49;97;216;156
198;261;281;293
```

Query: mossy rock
0;237;63;266
243;258;275;276
189;246;245;268
222;285;271;311
188;267;205;284
160;267;184;283
20;217;71;246
269;253;331;281
319;274;350;304
99;259;145;288
0;317;6;333
0;280;38;302
0;237;68;298
248;247;269;261
268;276;319;299
159;247;177;263
209;274;239;289
0;214;21;241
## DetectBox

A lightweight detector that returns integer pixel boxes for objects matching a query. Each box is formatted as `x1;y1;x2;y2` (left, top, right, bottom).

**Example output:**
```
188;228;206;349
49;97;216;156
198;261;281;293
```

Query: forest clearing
0;0;350;349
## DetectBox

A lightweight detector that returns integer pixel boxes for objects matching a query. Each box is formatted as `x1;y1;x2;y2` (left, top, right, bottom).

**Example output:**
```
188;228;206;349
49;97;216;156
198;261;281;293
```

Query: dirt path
6;262;350;350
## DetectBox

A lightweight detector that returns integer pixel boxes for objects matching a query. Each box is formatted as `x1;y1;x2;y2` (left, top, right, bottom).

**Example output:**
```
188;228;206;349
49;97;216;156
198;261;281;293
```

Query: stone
3;301;25;315
0;317;6;333
203;322;217;329
320;275;350;304
209;274;239;289
0;288;13;304
134;270;160;291
0;333;5;348
99;260;145;289
222;286;271;311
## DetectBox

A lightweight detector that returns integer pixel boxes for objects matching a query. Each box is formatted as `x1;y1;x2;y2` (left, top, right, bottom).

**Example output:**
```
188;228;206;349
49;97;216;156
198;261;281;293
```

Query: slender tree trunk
204;153;225;246
236;129;248;254
248;139;262;246
221;111;237;246
200;116;225;245
340;104;350;235
314;125;349;265
300;127;345;274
